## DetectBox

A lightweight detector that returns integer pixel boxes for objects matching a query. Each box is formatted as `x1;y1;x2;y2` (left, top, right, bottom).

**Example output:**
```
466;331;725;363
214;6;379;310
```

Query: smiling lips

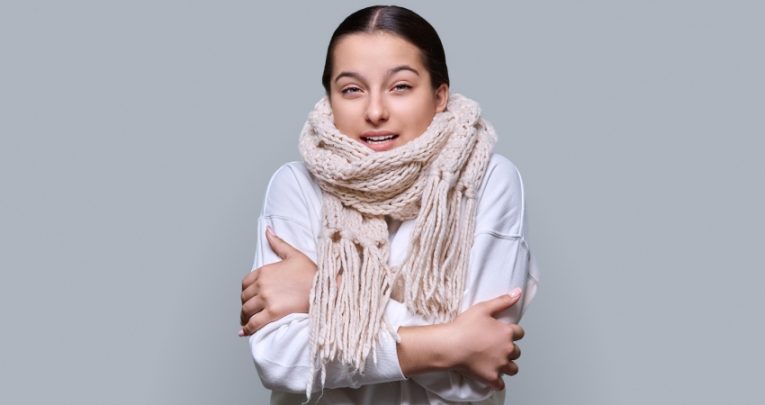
360;131;399;152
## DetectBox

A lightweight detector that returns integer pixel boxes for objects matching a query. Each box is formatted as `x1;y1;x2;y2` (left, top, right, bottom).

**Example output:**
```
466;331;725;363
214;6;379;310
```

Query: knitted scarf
298;93;496;397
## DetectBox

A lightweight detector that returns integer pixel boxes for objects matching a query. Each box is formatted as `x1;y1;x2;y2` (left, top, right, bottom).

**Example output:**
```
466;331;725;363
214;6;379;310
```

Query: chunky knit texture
297;93;496;399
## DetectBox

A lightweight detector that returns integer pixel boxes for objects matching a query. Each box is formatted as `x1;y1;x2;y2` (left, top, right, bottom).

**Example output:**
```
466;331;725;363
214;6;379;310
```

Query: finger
240;296;265;326
493;376;506;390
508;343;521;361
500;362;519;376
510;324;525;341
241;270;258;291
266;226;297;260
240;282;259;304
482;288;522;316
241;309;275;336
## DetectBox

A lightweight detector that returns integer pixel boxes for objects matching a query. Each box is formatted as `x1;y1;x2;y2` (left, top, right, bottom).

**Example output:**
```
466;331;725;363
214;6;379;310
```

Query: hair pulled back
321;5;450;95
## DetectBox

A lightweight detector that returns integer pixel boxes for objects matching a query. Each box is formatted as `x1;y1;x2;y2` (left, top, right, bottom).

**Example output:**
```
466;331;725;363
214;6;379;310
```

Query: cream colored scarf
298;93;496;397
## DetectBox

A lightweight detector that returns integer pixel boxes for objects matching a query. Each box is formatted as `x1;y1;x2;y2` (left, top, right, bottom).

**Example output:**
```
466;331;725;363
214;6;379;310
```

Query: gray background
1;0;762;404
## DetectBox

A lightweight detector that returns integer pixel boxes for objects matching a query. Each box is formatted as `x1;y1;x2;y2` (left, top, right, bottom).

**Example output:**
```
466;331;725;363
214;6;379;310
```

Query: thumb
266;226;296;260
483;288;522;316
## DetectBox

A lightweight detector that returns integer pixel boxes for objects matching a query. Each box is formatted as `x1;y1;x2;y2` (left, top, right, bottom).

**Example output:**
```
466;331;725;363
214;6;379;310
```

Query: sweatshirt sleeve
247;163;408;394
384;154;541;402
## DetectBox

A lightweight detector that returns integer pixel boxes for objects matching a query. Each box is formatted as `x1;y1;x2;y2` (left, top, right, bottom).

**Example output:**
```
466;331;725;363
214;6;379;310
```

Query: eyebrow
334;65;420;83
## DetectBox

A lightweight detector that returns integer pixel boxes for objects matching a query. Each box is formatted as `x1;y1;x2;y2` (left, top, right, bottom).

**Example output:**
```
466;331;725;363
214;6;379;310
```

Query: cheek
330;104;358;136
401;105;435;137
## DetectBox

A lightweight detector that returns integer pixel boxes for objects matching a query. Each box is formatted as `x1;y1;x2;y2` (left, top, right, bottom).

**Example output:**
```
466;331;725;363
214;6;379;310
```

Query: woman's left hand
239;227;317;336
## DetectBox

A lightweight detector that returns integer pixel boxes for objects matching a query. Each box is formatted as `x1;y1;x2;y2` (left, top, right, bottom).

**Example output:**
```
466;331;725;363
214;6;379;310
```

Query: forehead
332;32;425;73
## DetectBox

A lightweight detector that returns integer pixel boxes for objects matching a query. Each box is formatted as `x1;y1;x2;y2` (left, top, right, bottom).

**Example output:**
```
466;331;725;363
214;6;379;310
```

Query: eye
392;83;412;92
341;86;362;95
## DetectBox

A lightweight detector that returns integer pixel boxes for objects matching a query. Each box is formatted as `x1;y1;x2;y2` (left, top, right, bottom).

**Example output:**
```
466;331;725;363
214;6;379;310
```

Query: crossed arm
239;158;538;399
239;225;525;395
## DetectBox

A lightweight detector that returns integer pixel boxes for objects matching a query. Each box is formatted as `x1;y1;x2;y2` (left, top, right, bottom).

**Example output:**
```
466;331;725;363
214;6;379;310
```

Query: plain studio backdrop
1;1;762;404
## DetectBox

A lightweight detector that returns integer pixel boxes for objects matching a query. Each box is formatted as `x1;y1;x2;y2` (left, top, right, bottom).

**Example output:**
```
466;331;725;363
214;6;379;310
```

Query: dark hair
321;5;450;95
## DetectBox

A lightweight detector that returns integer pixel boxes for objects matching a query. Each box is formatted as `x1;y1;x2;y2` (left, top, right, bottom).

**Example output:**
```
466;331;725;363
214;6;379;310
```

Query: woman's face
328;32;449;152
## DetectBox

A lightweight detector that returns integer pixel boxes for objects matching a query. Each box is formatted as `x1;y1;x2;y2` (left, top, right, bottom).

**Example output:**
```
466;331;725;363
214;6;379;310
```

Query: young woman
239;5;540;404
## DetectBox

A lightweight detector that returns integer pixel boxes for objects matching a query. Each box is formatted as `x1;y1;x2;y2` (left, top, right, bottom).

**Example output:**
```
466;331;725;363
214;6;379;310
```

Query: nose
365;93;389;125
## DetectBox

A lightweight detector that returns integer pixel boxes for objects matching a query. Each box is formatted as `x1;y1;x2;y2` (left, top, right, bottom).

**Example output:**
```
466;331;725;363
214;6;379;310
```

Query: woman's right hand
445;289;525;390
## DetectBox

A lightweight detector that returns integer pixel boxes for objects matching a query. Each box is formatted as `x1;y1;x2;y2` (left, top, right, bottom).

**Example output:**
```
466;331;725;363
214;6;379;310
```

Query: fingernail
509;288;522;298
265;226;274;237
237;329;245;337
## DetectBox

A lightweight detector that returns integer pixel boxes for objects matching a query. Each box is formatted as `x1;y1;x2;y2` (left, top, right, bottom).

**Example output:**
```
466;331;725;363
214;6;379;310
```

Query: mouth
360;132;399;151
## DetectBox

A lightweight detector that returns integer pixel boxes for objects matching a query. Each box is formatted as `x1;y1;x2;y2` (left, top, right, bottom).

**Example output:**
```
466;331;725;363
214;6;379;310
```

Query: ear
434;83;449;112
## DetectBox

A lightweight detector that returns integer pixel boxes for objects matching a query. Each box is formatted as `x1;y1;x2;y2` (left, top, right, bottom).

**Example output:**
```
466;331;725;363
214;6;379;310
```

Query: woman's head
322;6;449;94
322;5;451;152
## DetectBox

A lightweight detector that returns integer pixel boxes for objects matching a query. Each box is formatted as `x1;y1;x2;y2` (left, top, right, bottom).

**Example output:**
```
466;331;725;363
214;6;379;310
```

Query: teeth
365;135;396;143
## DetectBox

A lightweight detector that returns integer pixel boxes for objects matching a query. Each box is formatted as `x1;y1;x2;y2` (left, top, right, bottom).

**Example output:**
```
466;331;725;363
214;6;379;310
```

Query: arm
243;158;540;396
246;227;536;401
380;236;537;402
244;164;409;392
246;217;529;396
397;291;525;388
386;155;541;401
247;215;407;392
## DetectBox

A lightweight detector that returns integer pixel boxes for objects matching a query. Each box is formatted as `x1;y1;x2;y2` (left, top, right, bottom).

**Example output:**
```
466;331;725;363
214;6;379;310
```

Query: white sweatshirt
248;153;540;405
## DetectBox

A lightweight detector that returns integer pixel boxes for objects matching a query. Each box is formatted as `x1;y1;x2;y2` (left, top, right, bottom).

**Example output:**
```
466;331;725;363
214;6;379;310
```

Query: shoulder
474;153;527;237
481;154;525;194
261;161;322;218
